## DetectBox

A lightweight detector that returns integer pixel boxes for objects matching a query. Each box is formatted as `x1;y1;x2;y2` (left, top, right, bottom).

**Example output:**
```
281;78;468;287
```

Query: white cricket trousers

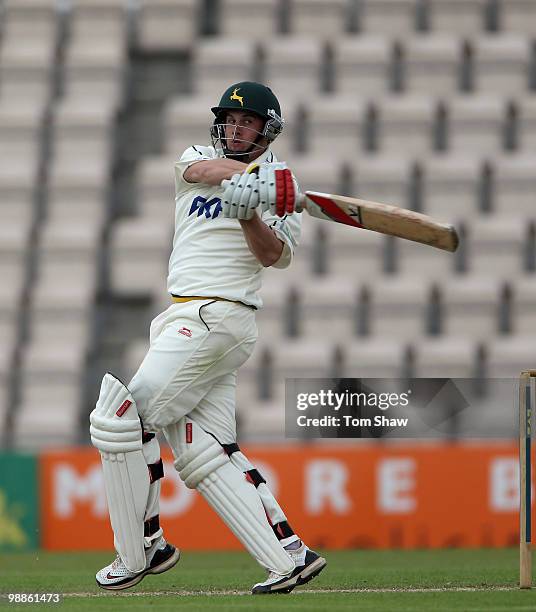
129;299;257;443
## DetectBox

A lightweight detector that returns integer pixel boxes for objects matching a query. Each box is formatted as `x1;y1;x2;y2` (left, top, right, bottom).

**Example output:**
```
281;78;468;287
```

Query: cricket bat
298;191;459;253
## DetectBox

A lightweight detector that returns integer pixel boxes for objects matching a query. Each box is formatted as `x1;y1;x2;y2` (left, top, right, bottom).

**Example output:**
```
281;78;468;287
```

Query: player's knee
173;420;229;489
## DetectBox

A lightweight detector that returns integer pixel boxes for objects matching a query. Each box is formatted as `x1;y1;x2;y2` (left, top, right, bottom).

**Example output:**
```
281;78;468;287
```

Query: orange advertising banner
40;442;523;551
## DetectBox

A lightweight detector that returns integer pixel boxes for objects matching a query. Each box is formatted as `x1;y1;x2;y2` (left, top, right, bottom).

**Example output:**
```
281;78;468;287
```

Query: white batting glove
257;162;301;217
221;172;260;220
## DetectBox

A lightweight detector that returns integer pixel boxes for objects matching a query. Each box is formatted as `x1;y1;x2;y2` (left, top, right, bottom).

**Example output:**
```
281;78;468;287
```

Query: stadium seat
69;0;127;42
485;335;536;378
305;95;366;157
0;102;46;163
420;154;481;219
343;337;407;377
292;276;359;341
499;0;536;34
352;155;413;209
137;155;177;218
253;338;340;377
322;222;385;280
270;101;302;160
289;0;349;36
374;95;435;155
63;37;127;103
467;215;526;276
0;32;55;104
425;0;486;34
109;218;172;297
47;156;110;225
403;34;461;94
333;35;392;96
491;154;536;216
218;0;279;39
0;267;24;356
192;38;257;97
236;389;286;440
472;34;531;94
29;284;95;348
412;337;477;377
163;96;214;155
511;275;536;336
447;95;506;153
439;276;503;340
0;161;37;234
53;99;117;164
363;276;430;340
394;238;456;278
517;97;536;152
15;343;85;448
358;0;417;35
137;0;197;52
123;338;150;382
262;37;326;98
36;222;101;304
289;155;347;196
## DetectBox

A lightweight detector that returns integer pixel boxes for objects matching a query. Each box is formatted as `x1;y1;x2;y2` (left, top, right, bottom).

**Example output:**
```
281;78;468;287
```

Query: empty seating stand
472;34;531;94
334;36;392;95
136;0;198;52
0;0;534;447
403;35;461;94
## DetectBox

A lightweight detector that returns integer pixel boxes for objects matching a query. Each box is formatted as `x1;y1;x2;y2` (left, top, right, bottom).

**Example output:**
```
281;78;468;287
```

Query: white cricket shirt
167;145;301;309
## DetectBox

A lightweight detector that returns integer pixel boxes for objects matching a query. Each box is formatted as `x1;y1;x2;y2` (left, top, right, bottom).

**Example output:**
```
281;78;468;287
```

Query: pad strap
148;459;164;483
144;515;160;537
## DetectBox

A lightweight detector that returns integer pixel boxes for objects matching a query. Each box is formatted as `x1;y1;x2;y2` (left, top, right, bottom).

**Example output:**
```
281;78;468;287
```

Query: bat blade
302;191;459;252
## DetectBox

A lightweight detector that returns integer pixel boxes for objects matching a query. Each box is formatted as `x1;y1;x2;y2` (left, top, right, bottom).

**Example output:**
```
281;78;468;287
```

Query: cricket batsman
89;81;326;594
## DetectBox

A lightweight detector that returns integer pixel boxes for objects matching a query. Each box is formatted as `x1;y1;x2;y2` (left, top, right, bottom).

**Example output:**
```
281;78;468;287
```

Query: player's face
224;111;264;153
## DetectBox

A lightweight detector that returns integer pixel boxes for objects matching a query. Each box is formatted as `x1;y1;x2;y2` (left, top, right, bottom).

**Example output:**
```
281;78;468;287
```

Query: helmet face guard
210;109;284;160
210;82;284;160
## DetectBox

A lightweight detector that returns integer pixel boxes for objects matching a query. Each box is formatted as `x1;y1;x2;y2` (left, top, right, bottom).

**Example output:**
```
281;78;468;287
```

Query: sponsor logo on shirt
189;196;222;220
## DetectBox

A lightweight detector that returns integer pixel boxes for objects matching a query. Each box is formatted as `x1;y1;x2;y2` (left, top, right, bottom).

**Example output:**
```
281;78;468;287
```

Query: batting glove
257;162;301;217
221;172;260;220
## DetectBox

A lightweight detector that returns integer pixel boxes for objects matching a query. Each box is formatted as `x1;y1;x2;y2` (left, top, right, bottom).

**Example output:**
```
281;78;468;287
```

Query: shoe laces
111;556;126;571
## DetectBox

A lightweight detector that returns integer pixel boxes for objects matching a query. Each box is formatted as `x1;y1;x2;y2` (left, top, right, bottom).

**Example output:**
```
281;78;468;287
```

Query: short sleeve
174;146;215;193
262;211;302;269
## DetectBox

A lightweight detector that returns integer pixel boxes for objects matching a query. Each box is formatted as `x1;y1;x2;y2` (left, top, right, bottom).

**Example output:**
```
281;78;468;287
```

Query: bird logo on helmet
210;81;284;160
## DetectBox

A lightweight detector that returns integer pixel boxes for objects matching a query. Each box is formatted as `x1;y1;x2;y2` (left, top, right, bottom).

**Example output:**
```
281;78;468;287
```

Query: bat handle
296;192;307;213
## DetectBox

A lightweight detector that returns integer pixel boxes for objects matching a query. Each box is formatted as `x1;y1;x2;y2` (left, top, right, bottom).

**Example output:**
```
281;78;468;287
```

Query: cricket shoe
96;537;180;591
252;543;327;594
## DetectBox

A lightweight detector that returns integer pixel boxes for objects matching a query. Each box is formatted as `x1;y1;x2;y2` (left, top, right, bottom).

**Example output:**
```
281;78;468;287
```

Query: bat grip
296;192;307;213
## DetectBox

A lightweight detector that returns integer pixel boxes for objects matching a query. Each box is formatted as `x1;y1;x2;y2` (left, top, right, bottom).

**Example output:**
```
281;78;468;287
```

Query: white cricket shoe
251;543;327;594
96;537;180;591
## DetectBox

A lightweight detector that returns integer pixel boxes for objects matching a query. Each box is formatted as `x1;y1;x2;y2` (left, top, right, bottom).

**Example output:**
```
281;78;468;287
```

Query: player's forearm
239;215;284;267
184;159;247;186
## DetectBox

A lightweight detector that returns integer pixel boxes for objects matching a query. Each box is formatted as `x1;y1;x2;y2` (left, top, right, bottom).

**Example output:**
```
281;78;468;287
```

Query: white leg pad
229;451;288;525
90;373;149;573
168;419;294;575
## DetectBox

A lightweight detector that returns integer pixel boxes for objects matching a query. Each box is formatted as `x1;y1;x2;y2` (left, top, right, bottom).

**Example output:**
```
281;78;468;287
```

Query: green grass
0;549;535;611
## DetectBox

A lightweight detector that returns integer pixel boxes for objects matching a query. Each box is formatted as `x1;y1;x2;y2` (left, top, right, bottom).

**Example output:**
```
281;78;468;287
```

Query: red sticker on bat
306;193;364;228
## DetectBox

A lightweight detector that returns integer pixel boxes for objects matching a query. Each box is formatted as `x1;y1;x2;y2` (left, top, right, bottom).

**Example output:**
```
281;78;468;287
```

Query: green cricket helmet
210;81;284;159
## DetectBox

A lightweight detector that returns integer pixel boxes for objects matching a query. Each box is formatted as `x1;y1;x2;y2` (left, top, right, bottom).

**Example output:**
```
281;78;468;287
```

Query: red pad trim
306;192;364;228
115;400;132;417
185;422;193;444
285;170;295;214
274;169;286;217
